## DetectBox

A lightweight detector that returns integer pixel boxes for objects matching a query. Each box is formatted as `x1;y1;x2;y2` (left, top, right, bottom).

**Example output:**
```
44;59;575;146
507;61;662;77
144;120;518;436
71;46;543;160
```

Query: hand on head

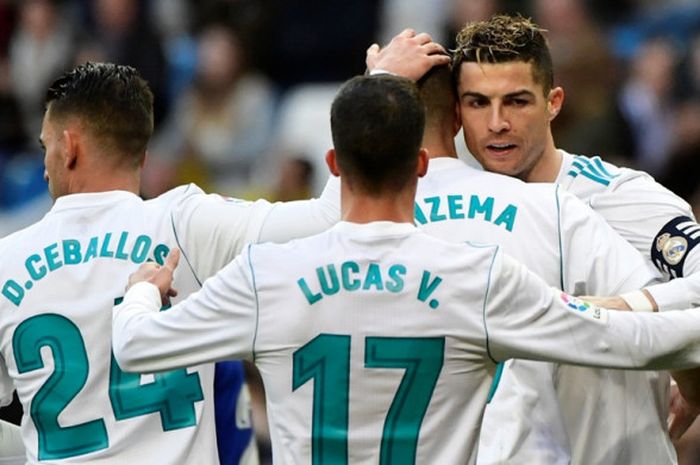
366;28;450;81
127;248;180;306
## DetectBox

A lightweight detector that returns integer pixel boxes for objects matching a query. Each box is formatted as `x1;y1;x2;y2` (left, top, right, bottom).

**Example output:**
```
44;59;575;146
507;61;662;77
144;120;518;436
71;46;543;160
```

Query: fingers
414;32;433;45
427;53;451;67
397;28;416;38
163;248;180;272
423;42;448;56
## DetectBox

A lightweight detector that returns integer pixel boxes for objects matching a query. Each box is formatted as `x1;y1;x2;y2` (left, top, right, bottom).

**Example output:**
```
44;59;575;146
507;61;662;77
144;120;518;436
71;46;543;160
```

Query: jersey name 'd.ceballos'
414;194;518;232
297;261;444;309
2;231;170;307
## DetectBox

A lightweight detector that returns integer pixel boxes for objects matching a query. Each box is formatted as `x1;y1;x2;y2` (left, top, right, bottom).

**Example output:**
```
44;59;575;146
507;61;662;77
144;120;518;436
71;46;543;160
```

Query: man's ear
417;148;429;177
325;149;340;177
62;129;78;170
547;87;564;121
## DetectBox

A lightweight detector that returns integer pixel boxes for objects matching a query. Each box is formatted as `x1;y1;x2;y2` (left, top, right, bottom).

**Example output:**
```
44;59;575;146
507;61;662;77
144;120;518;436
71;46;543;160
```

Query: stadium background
1;0;699;463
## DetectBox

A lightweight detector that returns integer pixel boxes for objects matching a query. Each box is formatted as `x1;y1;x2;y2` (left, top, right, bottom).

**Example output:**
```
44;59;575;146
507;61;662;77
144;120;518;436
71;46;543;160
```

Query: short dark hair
45;62;154;163
330;75;425;196
453;14;554;95
417;64;457;132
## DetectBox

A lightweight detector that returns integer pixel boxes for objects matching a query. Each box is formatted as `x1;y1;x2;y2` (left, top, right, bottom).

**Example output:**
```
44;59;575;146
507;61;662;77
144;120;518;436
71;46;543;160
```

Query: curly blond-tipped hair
452;14;553;94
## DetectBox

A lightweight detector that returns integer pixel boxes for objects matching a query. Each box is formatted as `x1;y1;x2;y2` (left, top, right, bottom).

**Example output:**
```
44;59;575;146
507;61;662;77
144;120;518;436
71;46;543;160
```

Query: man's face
456;61;559;180
40;109;68;199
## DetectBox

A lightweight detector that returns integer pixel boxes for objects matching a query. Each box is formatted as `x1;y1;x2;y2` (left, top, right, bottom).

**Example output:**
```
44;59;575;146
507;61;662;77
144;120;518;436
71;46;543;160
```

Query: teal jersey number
292;334;444;465
13;314;109;460
292;334;350;465
109;298;203;431
13;311;204;460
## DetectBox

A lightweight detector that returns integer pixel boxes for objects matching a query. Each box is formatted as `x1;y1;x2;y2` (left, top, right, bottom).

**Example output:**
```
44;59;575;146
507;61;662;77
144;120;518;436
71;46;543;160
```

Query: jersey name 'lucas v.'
2;231;169;307
297;261;444;309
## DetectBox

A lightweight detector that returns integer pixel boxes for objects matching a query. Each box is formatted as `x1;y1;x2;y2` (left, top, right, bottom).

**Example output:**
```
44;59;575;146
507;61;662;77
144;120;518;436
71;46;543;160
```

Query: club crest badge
656;233;688;265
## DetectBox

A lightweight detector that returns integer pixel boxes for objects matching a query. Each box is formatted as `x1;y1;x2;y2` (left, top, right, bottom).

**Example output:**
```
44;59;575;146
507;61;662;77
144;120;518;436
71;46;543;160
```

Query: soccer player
113;74;700;465
368;16;700;465
0;63;337;464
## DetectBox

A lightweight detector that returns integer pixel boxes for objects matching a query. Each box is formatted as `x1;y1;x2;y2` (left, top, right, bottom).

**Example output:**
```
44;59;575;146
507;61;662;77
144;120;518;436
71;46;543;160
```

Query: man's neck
340;185;416;224
524;143;562;183
421;131;458;160
70;167;141;196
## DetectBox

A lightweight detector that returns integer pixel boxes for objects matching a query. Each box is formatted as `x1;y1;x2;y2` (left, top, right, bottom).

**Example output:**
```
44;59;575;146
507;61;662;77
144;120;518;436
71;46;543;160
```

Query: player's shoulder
0;211;53;255
559;151;649;193
146;183;206;206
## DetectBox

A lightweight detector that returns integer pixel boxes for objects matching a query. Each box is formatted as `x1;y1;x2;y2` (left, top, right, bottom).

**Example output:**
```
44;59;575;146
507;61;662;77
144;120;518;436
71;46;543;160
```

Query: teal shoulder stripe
568;155;619;186
486;362;505;403
592;156;618;178
247;243;261;362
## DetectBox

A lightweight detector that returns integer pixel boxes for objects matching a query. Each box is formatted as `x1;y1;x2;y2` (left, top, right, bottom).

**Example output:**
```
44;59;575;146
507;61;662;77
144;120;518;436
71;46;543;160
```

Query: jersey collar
51;191;141;213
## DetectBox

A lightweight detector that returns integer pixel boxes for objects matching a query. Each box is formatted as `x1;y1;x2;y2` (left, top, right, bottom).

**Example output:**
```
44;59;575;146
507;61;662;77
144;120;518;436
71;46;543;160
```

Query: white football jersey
0;184;337;464
555;150;700;464
413;158;669;465
113;221;700;465
556;150;699;310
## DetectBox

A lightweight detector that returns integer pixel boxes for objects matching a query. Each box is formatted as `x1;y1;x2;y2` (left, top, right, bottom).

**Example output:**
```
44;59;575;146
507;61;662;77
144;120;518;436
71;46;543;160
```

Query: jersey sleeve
255;175;340;244
170;185;275;281
485;251;700;370
645;217;700;310
556;187;660;295
112;246;259;373
170;181;339;283
588;174;700;310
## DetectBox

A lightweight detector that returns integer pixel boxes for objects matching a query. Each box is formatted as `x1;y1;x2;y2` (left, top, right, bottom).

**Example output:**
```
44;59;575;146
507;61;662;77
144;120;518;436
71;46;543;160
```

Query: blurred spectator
0;58;27;157
9;0;74;139
256;0;380;89
0;0;17;58
146;23;276;197
618;36;678;176
270;156;314;202
534;0;634;162
659;31;700;203
82;0;169;125
443;0;504;49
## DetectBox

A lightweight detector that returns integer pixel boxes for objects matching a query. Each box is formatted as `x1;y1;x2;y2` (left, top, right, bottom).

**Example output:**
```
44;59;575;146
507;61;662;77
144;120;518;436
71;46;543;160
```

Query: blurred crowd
1;0;700;235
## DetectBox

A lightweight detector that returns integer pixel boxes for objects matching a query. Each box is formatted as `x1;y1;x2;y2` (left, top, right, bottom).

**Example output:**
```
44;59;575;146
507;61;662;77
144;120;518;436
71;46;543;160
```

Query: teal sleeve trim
486;362;505;403
247;244;261;362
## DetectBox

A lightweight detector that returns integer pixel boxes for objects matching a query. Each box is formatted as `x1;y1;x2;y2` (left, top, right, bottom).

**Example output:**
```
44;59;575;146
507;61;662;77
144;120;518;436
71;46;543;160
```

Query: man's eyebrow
460;91;488;99
460;89;537;99
503;90;536;99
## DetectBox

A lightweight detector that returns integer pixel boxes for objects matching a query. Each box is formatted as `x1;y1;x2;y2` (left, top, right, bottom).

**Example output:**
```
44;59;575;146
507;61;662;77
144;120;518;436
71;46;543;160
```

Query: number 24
13;311;203;460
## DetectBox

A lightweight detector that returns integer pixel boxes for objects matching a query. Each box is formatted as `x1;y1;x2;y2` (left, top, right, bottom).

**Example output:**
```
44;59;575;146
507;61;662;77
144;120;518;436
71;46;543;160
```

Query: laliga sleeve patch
560;293;608;324
651;216;700;278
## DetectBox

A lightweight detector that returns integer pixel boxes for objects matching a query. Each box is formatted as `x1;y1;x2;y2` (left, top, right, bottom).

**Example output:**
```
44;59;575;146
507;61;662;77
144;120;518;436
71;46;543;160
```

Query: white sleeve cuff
620;290;655;312
123;281;162;309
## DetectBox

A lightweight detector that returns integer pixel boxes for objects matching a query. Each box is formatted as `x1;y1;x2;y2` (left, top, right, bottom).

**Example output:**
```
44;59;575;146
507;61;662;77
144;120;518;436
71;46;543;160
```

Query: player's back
416;158;669;465
416;158;648;294
0;188;218;464
249;222;501;465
